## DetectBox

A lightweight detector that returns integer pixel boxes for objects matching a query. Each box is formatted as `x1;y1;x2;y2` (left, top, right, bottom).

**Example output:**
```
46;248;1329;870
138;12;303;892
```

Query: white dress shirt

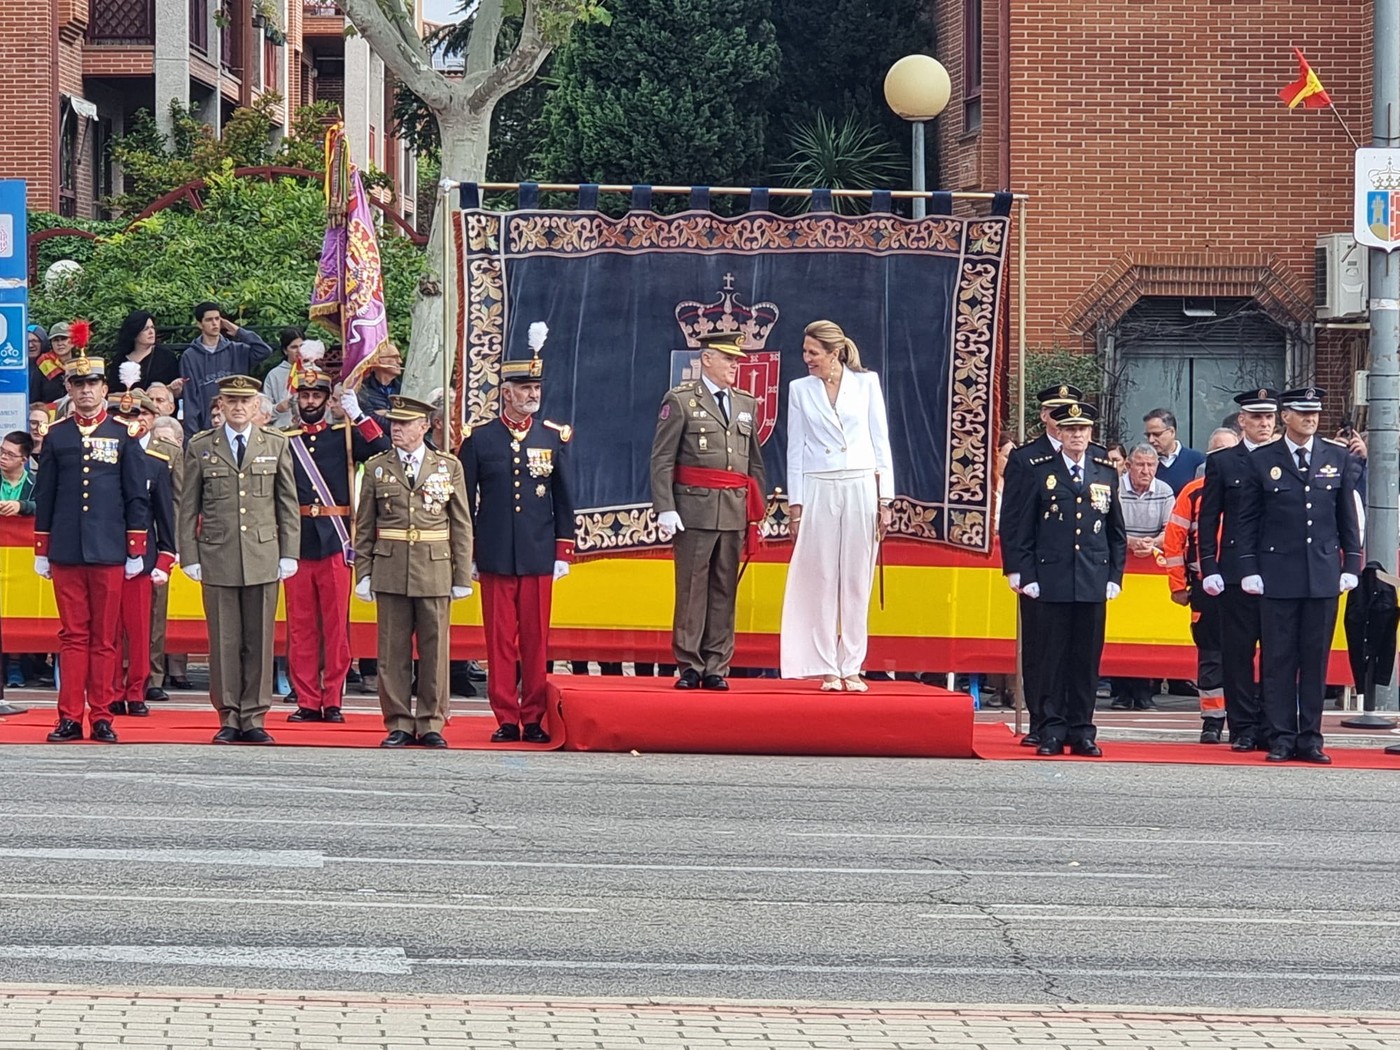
224;423;253;461
1284;435;1315;468
399;445;424;480
785;370;895;506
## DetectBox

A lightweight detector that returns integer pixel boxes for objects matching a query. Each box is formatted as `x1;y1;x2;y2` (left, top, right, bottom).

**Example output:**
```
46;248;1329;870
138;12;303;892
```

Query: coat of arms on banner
1355;148;1400;251
668;274;781;443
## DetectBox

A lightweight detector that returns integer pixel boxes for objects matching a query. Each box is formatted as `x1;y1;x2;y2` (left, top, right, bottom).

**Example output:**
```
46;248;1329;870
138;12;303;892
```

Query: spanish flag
1280;47;1331;109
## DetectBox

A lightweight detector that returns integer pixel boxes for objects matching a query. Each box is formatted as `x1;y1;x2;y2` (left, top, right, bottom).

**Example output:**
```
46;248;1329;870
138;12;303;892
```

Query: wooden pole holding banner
1013;196;1028;736
438;179;1028;205
442;181;455;448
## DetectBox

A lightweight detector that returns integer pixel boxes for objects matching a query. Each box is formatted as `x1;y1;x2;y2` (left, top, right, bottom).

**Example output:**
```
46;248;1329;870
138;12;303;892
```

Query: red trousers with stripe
51;564;123;723
283;553;351;710
112;573;154;704
480;573;553;727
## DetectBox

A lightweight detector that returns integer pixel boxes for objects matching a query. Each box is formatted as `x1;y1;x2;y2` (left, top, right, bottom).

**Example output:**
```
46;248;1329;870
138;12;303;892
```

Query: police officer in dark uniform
1196;387;1279;751
1235;387;1362;764
459;351;575;744
998;383;1083;746
282;367;391;723
1003;401;1126;756
32;352;150;743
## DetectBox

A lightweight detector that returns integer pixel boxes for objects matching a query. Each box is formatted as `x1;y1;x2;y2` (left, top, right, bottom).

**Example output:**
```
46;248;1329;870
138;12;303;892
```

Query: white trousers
780;469;879;679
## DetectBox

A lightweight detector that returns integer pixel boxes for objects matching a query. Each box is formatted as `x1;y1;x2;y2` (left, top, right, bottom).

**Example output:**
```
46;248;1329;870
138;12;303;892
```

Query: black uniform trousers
1259;595;1337;755
1036;600;1106;747
1189;590;1225;722
1019;593;1047;737
1219;584;1264;740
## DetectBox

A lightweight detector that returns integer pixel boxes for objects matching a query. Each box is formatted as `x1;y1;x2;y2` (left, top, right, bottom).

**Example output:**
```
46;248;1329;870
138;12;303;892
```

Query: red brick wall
0;0;59;210
937;0;1372;365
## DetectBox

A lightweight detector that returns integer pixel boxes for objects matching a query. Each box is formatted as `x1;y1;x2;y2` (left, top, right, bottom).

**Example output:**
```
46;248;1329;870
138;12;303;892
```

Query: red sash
673;465;764;557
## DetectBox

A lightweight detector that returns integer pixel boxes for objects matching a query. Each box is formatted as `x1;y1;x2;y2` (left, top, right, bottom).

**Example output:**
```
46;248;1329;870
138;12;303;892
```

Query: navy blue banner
453;204;1010;554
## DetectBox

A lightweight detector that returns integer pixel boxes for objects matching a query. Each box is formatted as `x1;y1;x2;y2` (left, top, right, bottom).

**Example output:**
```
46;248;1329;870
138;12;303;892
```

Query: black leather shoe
47;719;83;742
701;674;729;690
1036;740;1066;756
417;731;448;749
322;706;344;724
168;676;193;690
380;730;415;748
490;724;521;742
1069;740;1102;757
1132;697;1157;710
1200;721;1223;744
1019;733;1041;747
288;707;322;723
240;728;275;745
145;686;169;703
674;669;702;690
212;727;241;744
1230;732;1258;752
281;688;298;706
1109;698;1130;710
126;702;150;717
90;719;118;744
1266;745;1294;762
522;722;550;743
1297;747;1333;764
109;701;128;716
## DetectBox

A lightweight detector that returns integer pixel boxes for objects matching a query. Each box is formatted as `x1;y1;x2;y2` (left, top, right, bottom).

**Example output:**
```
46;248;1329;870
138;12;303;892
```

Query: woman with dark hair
106;310;182;393
263;326;305;429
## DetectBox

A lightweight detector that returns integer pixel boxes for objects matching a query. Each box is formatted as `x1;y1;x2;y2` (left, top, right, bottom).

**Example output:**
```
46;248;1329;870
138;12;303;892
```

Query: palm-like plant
775;111;904;214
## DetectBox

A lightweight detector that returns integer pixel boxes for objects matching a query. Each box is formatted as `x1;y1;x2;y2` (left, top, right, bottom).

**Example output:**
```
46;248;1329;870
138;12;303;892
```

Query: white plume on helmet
118;361;141;390
528;322;549;354
299;339;326;364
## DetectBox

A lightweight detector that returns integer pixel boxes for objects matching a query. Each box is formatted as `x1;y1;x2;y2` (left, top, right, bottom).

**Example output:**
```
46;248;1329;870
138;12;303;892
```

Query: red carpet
555;677;975;757
0;704;565;751
972;722;1400;769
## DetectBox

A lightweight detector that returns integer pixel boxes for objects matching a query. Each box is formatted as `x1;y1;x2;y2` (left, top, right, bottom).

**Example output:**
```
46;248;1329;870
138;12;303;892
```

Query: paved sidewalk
1;986;1399;1049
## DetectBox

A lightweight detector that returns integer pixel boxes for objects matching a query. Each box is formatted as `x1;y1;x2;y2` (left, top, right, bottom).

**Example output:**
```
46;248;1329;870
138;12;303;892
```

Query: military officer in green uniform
354;395;474;749
179;374;301;744
649;331;767;690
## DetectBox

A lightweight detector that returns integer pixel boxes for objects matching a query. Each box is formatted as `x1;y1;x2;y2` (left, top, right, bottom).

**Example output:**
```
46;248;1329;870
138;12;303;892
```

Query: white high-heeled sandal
842;675;868;693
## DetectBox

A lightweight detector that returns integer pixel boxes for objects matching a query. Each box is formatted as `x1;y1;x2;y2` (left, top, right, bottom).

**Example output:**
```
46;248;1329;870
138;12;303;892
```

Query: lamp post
883;55;952;219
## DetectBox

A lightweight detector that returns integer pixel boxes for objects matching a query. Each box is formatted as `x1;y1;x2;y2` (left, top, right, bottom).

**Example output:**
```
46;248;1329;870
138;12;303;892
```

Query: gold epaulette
283;428;303;437
543;419;573;443
144;447;170;463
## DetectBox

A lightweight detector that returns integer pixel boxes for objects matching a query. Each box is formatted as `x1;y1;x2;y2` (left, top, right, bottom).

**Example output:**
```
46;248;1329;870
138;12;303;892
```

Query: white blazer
785;370;895;506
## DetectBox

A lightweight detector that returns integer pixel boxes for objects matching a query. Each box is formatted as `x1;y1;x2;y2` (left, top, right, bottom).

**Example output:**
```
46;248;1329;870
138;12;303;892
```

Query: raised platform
553;677;975;757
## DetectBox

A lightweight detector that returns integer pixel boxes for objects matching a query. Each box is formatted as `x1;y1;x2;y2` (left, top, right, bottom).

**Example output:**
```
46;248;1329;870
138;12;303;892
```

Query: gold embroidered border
462;212;504;426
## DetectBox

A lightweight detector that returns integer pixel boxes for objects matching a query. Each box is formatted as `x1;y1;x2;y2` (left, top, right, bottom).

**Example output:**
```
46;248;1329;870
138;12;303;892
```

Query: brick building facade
933;0;1373;445
0;1;416;227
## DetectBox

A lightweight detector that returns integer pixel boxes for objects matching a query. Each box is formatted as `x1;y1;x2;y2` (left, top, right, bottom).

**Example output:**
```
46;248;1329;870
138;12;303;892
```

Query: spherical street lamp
883;55;952;219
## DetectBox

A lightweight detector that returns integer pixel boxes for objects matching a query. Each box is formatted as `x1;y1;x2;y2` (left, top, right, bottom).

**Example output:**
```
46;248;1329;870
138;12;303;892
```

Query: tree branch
466;0;552;114
338;0;459;109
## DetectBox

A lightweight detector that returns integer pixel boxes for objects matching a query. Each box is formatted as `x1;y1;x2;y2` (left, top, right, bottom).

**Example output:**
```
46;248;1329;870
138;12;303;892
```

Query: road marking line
916;913;1400;927
0;893;595;914
1;812;518;832
0;945;411;975
787;831;1279;846
0;848;324;868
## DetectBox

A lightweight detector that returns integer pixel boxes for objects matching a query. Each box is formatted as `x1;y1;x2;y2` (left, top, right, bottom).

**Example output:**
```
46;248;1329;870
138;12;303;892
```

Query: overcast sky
422;0;464;23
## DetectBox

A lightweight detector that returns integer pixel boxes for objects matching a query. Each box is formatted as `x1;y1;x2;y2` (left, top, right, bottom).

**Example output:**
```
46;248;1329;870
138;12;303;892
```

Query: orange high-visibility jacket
1162;476;1212;596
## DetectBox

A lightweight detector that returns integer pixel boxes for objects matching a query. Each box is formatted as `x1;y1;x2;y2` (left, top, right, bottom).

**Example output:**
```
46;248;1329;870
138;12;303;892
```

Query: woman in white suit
780;320;894;690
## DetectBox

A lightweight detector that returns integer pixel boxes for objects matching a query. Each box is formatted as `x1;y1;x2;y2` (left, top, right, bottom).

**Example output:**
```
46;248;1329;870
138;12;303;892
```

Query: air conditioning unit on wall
1316;233;1368;319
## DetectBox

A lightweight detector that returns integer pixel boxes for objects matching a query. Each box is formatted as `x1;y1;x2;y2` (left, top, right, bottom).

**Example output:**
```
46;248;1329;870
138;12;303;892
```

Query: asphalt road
1;743;1398;1010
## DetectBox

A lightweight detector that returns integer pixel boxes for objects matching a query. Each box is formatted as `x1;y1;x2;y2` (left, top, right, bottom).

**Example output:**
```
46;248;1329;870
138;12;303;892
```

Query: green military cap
217;374;262;398
695;331;748;358
383;395;436;421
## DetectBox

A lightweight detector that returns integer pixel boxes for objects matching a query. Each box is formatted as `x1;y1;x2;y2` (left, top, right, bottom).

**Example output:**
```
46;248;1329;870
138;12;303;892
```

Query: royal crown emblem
1068;403;1082;417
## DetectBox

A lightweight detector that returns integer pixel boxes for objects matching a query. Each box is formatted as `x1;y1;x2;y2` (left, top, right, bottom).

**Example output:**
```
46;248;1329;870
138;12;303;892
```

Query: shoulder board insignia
144;448;170;462
1322;437;1347;447
1092;457;1111;467
283;428;303;437
671;381;697;393
543;420;573;442
1029;454;1054;465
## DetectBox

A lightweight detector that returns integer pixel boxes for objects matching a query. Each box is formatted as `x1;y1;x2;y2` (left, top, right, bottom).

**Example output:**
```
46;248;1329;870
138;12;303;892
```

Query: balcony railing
86;0;156;44
304;1;343;14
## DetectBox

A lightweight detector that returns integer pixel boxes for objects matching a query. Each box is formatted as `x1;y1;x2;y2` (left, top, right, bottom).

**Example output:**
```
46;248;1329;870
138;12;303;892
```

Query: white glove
355;575;374;602
1022;581;1040;600
553;559;570;581
470;560;480;581
1341;572;1359;593
150;568;169;586
183;562;202;582
278;557;298;581
33;555;50;579
1106;581;1121;601
657;510;684;540
1007;572;1021;593
451;585;472;600
124;556;144;579
339;390;363;422
1242;574;1264;596
1202;574;1225;597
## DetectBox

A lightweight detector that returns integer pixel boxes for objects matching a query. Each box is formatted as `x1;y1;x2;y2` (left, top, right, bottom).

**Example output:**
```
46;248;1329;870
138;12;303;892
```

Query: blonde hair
803;320;865;372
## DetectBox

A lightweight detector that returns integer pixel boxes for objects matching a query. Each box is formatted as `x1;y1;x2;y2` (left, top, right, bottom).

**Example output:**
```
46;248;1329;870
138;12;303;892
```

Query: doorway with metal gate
1107;297;1292;450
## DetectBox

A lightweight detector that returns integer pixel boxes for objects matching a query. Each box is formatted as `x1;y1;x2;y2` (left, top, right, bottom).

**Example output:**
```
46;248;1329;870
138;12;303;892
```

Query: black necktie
716;389;730;425
1296;447;1309;474
404;456;417;486
1070;463;1082;489
235;433;246;468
